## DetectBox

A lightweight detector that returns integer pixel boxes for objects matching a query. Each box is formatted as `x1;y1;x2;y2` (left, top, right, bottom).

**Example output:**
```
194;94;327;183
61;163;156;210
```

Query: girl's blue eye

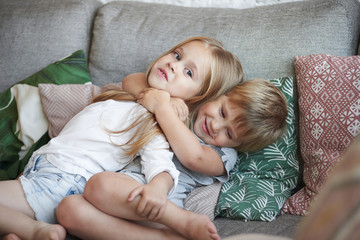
174;52;180;61
185;69;192;77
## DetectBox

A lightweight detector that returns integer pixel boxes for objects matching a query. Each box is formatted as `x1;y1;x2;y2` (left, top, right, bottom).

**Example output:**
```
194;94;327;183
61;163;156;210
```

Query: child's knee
56;195;82;228
83;172;116;202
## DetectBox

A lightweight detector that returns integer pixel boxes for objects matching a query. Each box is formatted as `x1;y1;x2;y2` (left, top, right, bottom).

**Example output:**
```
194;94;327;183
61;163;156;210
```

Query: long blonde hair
146;36;244;124
92;87;162;159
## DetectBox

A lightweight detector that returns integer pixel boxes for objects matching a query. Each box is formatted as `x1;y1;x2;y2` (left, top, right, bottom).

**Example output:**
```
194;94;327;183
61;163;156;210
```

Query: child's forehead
181;41;211;56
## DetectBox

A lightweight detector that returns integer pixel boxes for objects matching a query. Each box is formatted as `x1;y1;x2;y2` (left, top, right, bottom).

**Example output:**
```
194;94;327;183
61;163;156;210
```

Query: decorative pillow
215;77;299;222
39;84;101;138
0;50;91;180
294;137;360;239
184;181;222;221
281;54;360;215
39;82;122;138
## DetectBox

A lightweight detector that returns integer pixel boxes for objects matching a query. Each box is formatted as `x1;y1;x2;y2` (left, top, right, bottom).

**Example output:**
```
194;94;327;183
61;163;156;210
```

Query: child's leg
57;194;186;240
0;180;34;217
82;171;219;240
0;180;66;240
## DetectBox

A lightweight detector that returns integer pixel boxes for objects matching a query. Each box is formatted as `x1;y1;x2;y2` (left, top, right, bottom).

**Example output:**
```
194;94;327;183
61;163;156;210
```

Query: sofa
1;0;359;239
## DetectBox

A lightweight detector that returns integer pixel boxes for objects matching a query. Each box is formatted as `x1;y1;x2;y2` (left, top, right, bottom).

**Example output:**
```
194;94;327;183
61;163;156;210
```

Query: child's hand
136;88;171;114
170;97;189;122
127;183;168;221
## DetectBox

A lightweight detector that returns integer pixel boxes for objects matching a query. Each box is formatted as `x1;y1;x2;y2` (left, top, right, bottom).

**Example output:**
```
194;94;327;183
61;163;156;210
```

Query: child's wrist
154;103;172;116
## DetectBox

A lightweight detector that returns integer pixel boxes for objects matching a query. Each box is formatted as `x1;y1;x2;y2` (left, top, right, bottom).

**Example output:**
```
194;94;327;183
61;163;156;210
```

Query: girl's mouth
158;68;168;81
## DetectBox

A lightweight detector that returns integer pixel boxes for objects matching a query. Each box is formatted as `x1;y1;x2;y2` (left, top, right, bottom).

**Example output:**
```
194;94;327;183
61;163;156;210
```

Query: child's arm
137;89;226;176
122;72;148;96
128;171;173;221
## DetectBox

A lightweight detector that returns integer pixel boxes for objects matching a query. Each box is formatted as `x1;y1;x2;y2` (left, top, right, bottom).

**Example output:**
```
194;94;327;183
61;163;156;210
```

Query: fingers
127;186;143;202
136;197;164;221
170;97;189;121
128;186;166;221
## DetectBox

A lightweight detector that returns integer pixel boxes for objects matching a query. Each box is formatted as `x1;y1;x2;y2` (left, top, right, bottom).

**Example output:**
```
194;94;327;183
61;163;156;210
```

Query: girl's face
148;41;211;99
193;95;241;148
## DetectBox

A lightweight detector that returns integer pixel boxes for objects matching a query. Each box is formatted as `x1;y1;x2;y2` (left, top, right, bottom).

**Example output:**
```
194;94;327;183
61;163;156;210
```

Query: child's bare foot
32;222;66;240
183;213;220;240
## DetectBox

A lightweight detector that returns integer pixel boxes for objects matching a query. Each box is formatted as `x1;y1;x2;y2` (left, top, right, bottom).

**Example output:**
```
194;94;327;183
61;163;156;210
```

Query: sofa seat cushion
214;214;302;239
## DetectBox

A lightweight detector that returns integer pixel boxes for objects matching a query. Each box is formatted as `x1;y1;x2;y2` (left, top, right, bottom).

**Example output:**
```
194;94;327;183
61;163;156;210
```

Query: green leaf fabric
0;50;91;180
215;77;299;221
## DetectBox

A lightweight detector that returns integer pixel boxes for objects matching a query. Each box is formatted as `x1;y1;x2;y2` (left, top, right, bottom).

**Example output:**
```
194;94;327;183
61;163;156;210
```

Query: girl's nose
167;62;176;73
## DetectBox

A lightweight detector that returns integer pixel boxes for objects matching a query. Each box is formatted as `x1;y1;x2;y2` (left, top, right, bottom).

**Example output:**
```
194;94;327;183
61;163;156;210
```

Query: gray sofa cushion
89;0;360;86
215;214;302;239
0;0;101;91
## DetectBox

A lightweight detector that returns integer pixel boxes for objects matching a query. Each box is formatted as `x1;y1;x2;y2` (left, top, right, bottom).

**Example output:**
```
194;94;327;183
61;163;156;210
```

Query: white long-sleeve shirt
35;99;179;192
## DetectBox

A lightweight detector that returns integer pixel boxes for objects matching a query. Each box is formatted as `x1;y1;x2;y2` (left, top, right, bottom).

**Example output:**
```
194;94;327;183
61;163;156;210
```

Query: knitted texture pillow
39;84;101;138
281;54;360;215
39;83;123;138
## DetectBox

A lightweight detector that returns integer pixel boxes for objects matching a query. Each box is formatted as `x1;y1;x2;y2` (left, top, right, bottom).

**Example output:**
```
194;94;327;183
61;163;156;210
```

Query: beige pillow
39;83;115;138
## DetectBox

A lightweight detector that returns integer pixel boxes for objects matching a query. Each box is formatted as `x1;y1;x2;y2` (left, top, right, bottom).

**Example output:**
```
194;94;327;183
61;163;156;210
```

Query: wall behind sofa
99;0;305;9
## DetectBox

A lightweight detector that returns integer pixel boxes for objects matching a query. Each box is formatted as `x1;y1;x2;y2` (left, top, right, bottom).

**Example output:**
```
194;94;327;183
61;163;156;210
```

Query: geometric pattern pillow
215;77;299;221
39;84;101;138
281;54;360;215
294;136;360;239
0;50;91;180
39;82;122;138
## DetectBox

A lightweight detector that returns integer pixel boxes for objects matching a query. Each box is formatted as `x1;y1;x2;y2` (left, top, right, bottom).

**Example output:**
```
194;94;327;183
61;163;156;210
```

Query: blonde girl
0;36;243;240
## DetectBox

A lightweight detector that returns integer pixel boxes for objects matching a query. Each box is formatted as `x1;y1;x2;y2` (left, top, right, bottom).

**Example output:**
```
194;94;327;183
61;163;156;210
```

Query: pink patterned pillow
282;54;360;215
39;83;124;138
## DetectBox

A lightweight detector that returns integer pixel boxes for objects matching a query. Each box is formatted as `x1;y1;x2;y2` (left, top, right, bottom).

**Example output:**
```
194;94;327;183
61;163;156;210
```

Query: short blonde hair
226;78;288;152
146;36;244;119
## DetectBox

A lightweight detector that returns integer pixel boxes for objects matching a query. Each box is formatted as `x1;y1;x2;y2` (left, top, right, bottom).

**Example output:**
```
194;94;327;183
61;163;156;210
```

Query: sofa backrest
0;0;102;91
88;0;360;86
1;0;359;91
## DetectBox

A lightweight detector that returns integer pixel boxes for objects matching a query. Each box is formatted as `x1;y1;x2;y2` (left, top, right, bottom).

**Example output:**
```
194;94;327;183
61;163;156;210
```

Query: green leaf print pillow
0;50;92;180
215;77;299;221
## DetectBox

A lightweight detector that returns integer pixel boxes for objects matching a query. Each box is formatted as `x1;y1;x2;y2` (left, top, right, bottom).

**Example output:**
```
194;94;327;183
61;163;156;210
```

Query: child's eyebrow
177;46;184;53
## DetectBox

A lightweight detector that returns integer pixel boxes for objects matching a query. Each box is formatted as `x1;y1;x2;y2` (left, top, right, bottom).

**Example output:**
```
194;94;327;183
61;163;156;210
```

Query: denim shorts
19;155;86;224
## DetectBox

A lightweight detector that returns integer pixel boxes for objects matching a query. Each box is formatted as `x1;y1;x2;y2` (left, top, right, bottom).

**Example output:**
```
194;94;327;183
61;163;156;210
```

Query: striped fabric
184;181;222;221
39;84;101;138
39;82;123;138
